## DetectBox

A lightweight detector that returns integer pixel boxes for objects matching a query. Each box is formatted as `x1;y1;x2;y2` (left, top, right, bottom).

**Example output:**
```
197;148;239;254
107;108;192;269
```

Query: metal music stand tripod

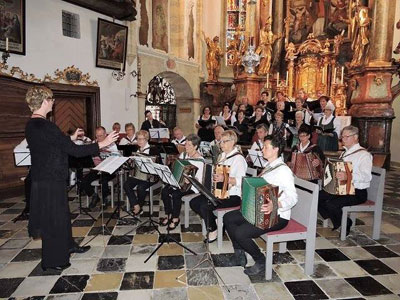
176;175;230;292
143;164;197;263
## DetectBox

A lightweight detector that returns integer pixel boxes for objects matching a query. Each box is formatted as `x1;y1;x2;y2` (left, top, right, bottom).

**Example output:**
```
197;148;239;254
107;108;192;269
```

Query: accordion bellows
172;160;198;192
290;152;323;181
241;177;279;230
323;158;355;195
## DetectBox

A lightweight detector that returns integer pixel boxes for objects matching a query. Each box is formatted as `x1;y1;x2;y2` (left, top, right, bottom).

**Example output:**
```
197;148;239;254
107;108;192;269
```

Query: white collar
299;141;311;152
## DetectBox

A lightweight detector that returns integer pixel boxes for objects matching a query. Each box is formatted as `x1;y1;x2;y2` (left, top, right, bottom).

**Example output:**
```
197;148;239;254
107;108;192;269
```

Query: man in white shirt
224;134;298;276
171;127;187;145
82;126;120;208
318;125;373;235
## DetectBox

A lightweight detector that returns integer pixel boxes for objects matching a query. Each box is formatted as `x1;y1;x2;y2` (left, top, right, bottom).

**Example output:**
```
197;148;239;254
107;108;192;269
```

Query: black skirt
29;180;74;267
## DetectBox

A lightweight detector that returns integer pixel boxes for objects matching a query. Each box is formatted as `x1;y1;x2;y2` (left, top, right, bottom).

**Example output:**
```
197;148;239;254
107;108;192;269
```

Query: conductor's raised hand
98;131;119;149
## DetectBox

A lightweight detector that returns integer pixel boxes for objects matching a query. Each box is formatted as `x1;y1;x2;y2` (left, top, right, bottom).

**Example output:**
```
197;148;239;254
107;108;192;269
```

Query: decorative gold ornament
0;63;98;86
332;83;347;116
227;26;244;78
256;17;282;76
374;74;384;86
349;0;371;68
43;65;98;86
203;32;223;82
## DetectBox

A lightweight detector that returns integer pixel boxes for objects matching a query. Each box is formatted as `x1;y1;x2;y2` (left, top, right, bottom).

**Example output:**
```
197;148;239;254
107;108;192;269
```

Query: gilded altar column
368;0;396;67
245;0;258;45
271;0;284;72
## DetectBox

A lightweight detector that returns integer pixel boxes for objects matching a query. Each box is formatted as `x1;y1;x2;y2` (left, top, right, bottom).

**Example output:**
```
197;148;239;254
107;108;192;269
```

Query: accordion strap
217;151;244;165
340;147;367;159
258;163;285;177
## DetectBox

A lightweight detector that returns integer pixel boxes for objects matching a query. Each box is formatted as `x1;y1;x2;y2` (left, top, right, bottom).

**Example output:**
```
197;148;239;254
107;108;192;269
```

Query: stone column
368;0;396;67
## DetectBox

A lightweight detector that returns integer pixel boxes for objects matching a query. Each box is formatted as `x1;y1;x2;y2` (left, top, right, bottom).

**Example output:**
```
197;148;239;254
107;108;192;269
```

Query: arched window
145;75;177;129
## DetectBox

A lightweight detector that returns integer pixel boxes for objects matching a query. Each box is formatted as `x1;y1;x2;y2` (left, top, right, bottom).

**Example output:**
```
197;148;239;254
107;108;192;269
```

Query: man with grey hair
318;125;373;236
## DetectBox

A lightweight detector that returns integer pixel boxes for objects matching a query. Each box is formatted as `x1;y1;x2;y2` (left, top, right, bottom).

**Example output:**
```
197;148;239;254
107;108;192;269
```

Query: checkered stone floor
1;168;400;299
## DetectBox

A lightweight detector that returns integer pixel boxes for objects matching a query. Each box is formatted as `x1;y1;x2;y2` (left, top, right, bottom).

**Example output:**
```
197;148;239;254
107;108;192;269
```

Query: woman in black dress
25;86;117;271
233;110;250;144
195;106;216;142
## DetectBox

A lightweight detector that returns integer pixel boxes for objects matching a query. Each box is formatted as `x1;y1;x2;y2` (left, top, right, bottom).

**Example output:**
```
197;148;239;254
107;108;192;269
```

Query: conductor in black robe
24;86;118;271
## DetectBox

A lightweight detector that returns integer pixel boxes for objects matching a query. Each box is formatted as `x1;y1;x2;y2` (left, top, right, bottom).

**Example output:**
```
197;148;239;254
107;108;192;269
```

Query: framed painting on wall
96;18;128;71
0;0;26;55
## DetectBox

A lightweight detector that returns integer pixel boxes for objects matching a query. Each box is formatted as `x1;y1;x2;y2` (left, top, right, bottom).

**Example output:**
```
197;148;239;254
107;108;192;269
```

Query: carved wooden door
52;97;87;135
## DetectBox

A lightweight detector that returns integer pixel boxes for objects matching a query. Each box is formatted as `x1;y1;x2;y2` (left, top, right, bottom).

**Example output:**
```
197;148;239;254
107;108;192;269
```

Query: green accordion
172;159;198;192
241;177;279;230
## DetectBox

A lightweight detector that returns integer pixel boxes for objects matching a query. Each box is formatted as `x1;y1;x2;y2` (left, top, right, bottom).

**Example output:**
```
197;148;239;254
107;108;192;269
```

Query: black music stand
125;156;161;234
82;156;130;245
176;175;230;292
143;164;197;263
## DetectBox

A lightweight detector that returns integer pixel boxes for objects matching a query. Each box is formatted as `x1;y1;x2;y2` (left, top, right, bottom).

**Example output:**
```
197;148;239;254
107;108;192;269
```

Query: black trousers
318;188;368;228
81;170;115;199
224;210;289;262
124;176;154;208
24;170;31;213
161;185;193;218
190;195;241;232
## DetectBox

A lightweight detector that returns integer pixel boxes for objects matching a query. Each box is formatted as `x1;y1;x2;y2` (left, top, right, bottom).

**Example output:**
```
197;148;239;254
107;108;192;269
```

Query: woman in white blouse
190;130;248;243
224;135;298;276
316;102;340;151
219;102;237;126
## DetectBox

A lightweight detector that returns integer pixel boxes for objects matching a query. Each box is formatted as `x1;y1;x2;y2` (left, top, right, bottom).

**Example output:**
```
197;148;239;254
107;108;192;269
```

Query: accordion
172;159;198;192
213;164;230;199
241;177;279;230
131;153;158;181
323;158;355;195
290;152;323;181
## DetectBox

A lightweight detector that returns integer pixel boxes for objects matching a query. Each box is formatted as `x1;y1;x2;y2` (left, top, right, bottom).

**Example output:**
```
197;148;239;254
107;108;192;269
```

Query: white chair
125;180;162;213
214;205;241;249
339;166;385;240
88;179;115;208
183;193;201;229
261;177;319;280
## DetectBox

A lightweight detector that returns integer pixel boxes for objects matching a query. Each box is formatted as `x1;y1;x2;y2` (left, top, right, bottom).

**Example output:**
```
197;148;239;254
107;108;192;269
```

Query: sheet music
130;156;158;175
149;128;170;139
14;139;31;166
153;163;180;188
247;149;267;168
93;156;129;174
215;116;226;126
287;126;298;136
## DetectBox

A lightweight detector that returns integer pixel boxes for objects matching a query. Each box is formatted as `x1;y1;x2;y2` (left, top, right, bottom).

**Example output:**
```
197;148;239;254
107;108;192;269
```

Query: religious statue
333;84;347;116
349;0;371;68
333;32;344;56
203;33;223;82
256;17;282;76
227;26;243;78
285;42;297;61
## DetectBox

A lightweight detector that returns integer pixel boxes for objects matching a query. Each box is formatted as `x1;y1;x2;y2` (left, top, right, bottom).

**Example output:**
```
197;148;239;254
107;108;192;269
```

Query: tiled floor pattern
1;168;400;299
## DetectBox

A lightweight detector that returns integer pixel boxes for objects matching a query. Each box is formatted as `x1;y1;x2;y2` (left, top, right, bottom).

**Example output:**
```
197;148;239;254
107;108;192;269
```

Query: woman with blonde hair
25;86;118;271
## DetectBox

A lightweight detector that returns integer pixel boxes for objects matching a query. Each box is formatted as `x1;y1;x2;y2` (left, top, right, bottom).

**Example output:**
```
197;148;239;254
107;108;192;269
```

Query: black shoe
168;218;180;230
89;194;99;209
244;260;266;276
159;217;170;227
346;218;353;236
42;263;71;272
234;248;247;267
69;245;91;255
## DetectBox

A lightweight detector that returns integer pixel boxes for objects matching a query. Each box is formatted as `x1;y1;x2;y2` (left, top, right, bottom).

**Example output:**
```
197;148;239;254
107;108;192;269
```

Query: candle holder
111;69;138;81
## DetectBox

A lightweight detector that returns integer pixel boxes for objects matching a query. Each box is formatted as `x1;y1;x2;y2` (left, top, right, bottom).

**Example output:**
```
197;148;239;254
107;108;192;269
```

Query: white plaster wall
390;1;400;163
6;0;138;133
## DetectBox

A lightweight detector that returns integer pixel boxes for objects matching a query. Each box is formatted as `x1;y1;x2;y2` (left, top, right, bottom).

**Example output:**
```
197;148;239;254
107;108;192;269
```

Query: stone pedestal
200;81;235;114
234;76;266;106
349;66;396;168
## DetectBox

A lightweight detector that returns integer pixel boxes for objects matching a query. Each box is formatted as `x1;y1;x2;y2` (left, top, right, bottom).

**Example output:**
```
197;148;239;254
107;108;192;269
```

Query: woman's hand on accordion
336;171;347;181
312;158;320;167
213;173;224;182
261;200;274;214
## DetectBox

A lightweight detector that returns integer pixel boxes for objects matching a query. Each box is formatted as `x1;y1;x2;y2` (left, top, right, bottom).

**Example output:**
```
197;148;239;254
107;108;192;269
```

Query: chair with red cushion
261;177;319;280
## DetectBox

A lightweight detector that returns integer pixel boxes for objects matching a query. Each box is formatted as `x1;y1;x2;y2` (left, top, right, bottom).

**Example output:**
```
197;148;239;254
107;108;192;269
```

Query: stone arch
141;71;196;134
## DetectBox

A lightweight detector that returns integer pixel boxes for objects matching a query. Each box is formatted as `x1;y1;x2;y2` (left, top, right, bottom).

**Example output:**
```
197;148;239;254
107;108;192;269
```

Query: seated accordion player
223;135;298;276
323;158;355;195
171;159;199;192
241;177;279;230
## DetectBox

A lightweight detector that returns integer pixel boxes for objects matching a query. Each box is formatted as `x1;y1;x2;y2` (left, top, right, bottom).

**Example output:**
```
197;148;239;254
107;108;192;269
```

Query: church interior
1;0;400;299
